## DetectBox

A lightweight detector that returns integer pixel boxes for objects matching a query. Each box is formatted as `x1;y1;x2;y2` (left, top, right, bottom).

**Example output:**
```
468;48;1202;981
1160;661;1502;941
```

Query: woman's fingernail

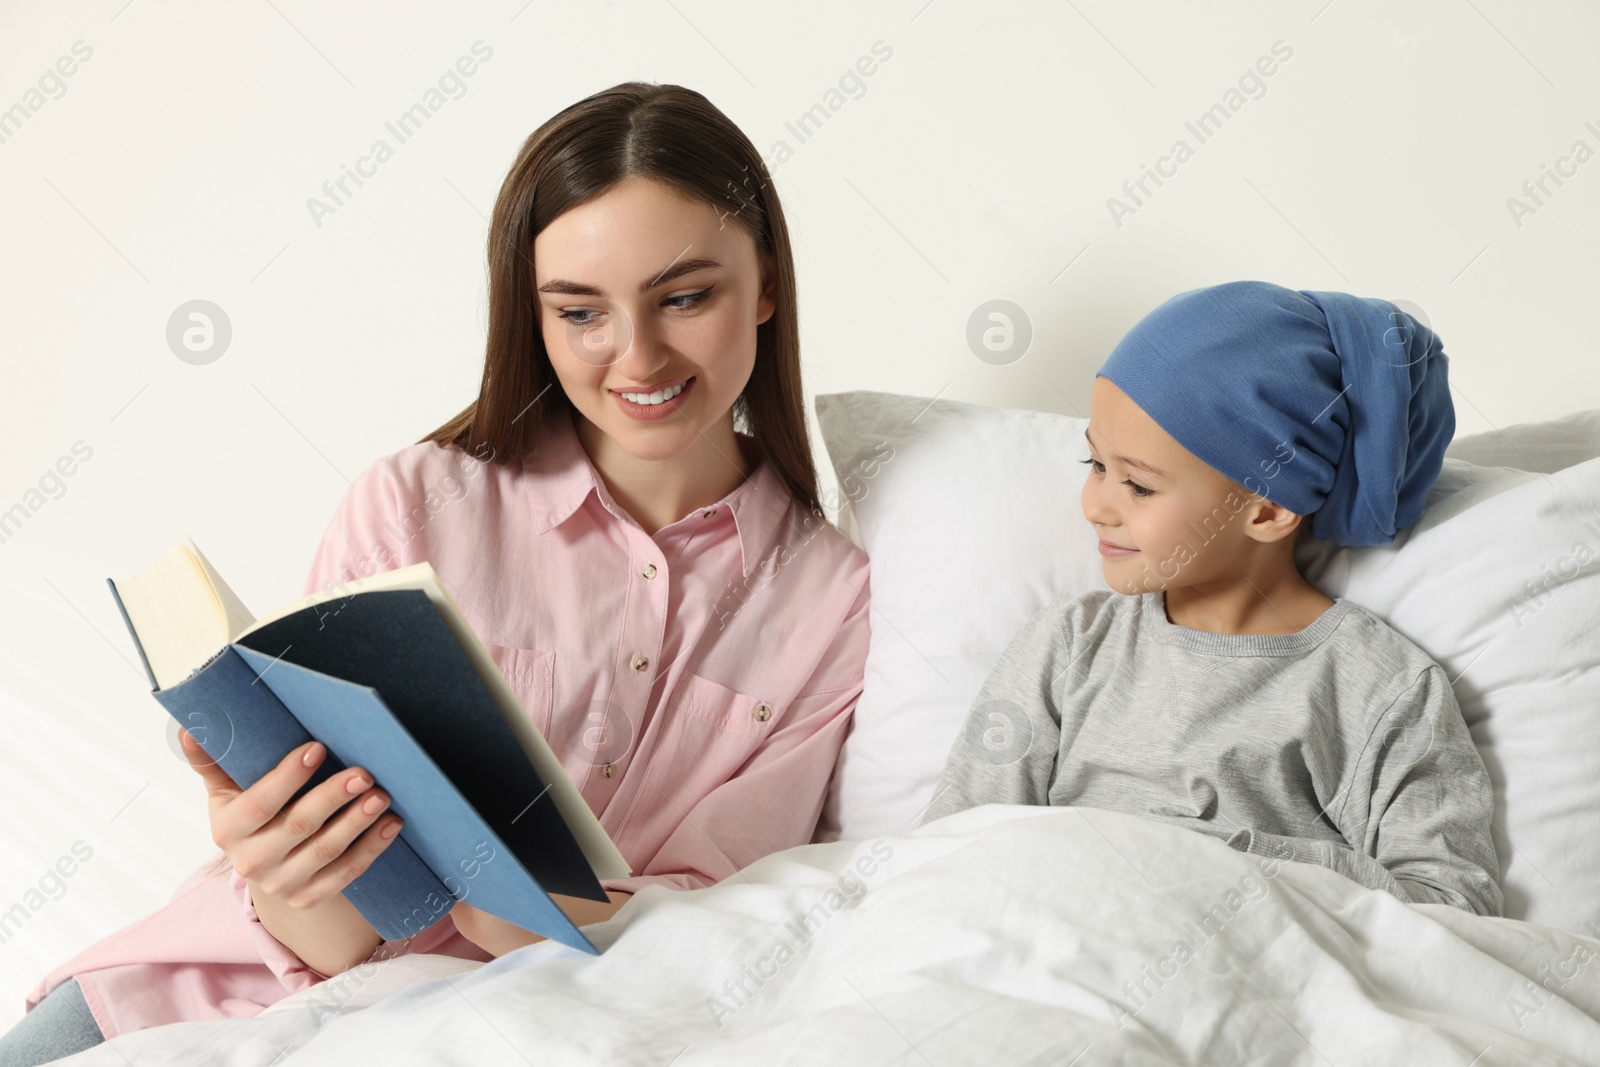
362;793;388;815
381;819;402;839
303;743;324;767
346;774;370;795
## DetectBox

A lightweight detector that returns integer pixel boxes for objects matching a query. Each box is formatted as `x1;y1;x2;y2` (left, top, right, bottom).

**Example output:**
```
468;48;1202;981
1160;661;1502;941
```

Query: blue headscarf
1095;280;1455;547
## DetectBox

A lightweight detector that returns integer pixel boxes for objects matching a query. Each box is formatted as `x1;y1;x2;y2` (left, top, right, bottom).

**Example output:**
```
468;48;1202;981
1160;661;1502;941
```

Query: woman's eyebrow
535;257;722;297
1084;426;1168;479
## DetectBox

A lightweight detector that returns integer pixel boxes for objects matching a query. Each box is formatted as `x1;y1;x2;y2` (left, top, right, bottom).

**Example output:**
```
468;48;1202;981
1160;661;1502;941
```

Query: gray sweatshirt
922;589;1503;916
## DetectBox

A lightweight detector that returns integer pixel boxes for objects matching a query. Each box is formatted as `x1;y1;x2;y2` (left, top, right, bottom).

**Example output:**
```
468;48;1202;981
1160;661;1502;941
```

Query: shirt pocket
482;643;556;739
650;672;783;798
676;672;782;738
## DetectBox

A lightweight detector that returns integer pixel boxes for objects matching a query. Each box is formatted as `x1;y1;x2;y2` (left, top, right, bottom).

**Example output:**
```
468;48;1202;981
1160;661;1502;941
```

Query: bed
31;806;1600;1065
7;393;1600;1066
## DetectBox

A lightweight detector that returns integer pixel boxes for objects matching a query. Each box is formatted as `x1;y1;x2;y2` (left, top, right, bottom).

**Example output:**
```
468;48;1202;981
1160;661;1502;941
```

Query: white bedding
57;805;1600;1066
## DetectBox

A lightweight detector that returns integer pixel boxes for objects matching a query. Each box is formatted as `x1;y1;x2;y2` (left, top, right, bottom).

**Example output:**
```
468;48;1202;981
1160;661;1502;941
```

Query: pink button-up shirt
26;407;870;1039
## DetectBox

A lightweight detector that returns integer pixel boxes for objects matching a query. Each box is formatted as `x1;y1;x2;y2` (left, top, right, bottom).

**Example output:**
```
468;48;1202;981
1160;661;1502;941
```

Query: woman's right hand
179;728;405;909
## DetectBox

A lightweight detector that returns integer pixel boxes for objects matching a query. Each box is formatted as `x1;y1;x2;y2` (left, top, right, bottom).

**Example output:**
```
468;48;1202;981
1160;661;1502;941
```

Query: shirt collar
524;407;795;579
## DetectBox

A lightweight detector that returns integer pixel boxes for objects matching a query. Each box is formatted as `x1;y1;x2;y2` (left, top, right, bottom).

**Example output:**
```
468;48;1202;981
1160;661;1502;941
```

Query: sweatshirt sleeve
920;602;1067;826
1228;664;1503;916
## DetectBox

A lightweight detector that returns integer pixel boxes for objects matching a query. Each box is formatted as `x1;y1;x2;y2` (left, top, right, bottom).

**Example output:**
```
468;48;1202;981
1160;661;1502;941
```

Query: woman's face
1081;375;1286;595
532;176;776;464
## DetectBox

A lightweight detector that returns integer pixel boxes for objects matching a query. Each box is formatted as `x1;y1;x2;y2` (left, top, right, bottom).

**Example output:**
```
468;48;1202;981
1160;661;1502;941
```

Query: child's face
532;175;776;463
1082;375;1294;595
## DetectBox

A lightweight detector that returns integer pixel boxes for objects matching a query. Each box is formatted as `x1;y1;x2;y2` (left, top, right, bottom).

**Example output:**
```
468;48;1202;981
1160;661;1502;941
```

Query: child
922;280;1502;917
7;81;870;1061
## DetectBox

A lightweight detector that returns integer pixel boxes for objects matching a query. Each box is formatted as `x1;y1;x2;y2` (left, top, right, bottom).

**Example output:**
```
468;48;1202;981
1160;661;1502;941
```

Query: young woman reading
7;82;870;1062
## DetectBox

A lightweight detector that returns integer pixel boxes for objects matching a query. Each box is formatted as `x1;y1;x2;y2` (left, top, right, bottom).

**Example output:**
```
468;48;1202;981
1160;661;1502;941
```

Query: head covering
1095;280;1455;547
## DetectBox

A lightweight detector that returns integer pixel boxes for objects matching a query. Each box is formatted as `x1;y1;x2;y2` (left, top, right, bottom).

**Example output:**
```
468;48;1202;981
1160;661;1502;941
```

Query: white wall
2;0;1596;1025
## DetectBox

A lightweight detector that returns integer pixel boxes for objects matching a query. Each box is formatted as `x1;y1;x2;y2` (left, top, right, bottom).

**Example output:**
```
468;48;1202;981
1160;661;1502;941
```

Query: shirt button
632;654;649;671
603;762;615;778
754;702;772;722
642;564;657;579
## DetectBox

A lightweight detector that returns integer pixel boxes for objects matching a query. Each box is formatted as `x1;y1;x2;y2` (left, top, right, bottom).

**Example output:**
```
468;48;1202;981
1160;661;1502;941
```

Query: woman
7;81;869;1060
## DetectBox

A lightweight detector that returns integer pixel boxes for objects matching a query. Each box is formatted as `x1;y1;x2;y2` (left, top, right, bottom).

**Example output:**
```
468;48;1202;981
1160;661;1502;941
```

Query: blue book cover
108;556;631;954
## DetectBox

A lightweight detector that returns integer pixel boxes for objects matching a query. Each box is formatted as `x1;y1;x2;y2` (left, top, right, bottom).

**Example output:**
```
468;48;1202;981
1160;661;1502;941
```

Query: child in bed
922;280;1503;917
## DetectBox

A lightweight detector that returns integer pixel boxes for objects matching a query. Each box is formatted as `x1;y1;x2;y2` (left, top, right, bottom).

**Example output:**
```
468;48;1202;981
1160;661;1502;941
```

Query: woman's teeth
619;380;687;405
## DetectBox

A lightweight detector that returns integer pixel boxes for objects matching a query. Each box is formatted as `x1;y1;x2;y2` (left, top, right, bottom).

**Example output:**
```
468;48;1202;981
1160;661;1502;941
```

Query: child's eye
1078;457;1153;498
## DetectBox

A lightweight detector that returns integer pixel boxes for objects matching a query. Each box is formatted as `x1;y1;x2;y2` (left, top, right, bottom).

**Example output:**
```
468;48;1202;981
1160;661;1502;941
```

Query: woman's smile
610;375;696;420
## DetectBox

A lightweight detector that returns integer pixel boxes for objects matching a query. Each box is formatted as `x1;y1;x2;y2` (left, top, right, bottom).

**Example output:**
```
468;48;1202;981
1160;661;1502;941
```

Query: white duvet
58;806;1600;1066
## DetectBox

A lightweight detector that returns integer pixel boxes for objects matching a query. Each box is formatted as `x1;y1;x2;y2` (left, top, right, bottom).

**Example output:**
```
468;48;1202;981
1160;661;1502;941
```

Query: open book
109;538;630;953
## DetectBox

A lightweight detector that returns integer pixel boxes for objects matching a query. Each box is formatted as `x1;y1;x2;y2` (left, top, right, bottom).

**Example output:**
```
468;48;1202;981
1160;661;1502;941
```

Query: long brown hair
419;81;820;514
201;87;823;887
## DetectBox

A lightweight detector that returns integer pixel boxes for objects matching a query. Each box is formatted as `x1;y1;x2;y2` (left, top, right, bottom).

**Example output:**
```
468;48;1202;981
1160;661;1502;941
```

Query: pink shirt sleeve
302;456;429;597
23;847;482;1041
231;869;485;972
228;869;335;986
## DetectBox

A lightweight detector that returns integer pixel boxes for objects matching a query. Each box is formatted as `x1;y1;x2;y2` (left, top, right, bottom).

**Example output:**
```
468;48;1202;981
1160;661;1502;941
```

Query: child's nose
1081;475;1118;527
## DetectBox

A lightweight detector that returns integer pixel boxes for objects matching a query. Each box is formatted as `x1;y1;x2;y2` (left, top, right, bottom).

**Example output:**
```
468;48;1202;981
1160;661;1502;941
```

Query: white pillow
812;392;1098;844
1444;407;1600;474
813;390;1600;936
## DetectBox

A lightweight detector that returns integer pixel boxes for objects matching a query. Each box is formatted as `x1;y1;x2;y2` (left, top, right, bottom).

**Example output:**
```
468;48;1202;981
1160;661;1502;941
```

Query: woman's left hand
450;900;545;958
450;891;634;958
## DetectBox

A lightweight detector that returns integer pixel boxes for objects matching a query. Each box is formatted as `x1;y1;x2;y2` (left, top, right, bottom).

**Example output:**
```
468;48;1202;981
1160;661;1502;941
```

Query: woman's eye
555;287;710;325
1079;458;1152;498
665;287;712;311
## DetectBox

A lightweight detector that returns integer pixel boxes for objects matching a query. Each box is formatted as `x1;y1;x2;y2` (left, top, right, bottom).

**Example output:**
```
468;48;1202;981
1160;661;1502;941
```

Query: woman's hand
450;892;633;958
450;900;546;957
181;729;403;907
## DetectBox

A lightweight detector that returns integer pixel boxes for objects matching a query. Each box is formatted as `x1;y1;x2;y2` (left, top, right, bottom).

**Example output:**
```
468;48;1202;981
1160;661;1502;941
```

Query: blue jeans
0;978;106;1066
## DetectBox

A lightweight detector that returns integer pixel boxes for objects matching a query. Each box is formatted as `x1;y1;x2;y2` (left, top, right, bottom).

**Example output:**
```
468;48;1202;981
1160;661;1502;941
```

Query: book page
186;538;257;639
117;542;234;690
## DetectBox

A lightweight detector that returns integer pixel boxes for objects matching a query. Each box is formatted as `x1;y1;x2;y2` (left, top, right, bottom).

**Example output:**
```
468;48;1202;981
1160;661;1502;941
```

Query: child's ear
1245;497;1304;546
